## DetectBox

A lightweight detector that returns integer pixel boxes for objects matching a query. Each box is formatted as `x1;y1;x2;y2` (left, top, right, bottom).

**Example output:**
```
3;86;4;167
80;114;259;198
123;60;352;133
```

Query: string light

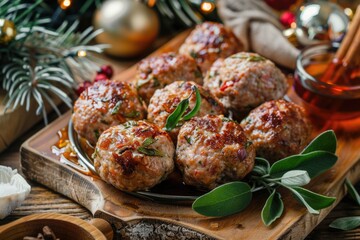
344;8;353;20
58;0;72;10
147;0;156;8
200;1;215;14
77;50;87;57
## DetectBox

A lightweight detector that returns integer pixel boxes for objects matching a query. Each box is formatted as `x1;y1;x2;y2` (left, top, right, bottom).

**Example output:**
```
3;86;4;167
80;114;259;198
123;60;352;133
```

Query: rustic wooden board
20;30;360;239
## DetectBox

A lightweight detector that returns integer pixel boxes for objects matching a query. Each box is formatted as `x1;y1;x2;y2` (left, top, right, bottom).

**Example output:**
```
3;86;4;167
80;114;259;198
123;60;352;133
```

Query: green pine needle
0;0;108;124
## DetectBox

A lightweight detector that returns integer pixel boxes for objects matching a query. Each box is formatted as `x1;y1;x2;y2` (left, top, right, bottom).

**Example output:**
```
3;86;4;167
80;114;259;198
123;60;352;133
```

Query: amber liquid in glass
294;61;360;120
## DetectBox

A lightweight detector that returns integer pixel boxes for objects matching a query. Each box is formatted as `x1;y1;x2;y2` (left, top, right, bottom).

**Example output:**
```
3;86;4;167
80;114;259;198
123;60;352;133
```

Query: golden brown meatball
94;121;175;192
176;115;255;190
204;52;288;118
135;52;203;104
147;81;226;142
240;99;312;161
72;80;146;145
179;21;243;74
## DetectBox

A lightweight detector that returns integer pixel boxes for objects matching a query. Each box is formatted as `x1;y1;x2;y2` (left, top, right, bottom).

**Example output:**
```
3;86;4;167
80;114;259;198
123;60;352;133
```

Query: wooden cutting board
20;30;360;240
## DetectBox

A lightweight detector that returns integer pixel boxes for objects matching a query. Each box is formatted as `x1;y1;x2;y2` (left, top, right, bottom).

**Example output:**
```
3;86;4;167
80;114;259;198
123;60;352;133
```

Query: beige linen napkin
217;0;299;69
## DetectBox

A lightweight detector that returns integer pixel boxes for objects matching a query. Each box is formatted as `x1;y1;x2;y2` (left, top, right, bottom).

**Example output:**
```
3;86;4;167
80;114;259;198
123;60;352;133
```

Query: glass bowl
294;43;360;120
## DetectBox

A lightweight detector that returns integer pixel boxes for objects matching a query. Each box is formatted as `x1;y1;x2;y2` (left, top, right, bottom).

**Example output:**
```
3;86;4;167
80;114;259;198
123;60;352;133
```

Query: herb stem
250;177;277;193
251;185;266;193
260;180;275;193
275;181;292;190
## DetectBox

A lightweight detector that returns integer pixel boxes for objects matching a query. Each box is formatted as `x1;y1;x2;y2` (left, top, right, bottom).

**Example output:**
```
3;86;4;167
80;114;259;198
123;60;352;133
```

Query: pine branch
0;0;108;124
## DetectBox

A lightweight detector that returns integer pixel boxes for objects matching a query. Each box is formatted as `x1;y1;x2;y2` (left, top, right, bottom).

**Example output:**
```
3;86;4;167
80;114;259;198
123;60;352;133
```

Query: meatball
93;121;175;192
72;80;146;145
179;21;243;74
204;52;288;117
176;115;255;190
147;81;225;141
135;52;203;104
240;99;312;161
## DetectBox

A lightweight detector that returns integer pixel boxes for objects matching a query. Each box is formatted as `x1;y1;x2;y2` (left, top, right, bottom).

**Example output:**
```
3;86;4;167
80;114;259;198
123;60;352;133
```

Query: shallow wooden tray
20;30;360;239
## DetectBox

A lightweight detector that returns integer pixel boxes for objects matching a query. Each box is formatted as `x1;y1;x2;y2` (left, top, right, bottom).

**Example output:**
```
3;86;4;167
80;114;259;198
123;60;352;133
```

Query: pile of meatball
72;22;312;192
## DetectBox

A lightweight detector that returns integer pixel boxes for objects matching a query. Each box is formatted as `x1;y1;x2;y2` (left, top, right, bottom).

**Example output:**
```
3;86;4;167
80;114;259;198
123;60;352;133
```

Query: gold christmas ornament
93;0;160;57
0;19;16;44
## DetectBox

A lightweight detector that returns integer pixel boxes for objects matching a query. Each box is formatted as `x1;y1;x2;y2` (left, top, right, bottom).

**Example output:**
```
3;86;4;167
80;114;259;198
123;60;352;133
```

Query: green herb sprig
230;54;266;62
0;0;108;125
137;137;163;157
164;85;201;131
192;130;338;226
329;216;360;231
329;179;360;231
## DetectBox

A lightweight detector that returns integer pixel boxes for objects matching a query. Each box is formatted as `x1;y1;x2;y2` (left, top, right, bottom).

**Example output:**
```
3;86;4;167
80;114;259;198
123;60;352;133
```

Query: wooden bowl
0;213;113;240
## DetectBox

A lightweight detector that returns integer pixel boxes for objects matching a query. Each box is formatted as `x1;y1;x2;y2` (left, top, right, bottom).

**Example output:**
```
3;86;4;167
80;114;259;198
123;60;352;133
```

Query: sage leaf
261;190;284;226
141;137;157;148
137;137;163;156
137;147;163;157
136;78;151;89
164;97;189;131
252;165;268;176
345;178;360;205
111;101;122;115
248;55;266;62
192;182;252;217
94;129;100;139
287;186;336;214
281;170;310;186
124;110;140;118
164;85;201;131
329;216;360;231
190;50;198;59
182;86;201;120
230;54;266;62
185;136;192;144
124;121;138;129
301;130;337;154
252;157;270;176
270;151;338;179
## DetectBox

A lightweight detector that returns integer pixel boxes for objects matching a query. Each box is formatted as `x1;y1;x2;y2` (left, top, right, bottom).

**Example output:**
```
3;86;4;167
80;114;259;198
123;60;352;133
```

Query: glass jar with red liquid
294;43;360;120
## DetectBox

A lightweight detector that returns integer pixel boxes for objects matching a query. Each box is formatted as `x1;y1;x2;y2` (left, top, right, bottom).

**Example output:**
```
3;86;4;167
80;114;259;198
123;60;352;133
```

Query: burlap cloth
218;0;300;69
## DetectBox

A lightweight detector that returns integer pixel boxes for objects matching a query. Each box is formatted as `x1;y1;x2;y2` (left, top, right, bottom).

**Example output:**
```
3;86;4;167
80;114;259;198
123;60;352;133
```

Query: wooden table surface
1;37;360;240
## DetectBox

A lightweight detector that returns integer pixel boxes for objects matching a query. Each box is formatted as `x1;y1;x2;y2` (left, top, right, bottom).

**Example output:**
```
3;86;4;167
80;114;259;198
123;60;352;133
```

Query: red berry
280;11;296;28
94;73;108;83
98;65;114;78
76;81;92;95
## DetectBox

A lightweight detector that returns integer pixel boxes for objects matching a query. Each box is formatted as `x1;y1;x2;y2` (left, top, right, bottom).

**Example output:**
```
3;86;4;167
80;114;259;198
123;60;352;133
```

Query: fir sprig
192;130;338;226
0;0;108;124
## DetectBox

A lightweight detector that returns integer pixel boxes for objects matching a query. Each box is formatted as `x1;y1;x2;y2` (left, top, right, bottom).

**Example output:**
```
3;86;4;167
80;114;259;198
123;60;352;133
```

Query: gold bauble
0;19;16;44
93;0;160;57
